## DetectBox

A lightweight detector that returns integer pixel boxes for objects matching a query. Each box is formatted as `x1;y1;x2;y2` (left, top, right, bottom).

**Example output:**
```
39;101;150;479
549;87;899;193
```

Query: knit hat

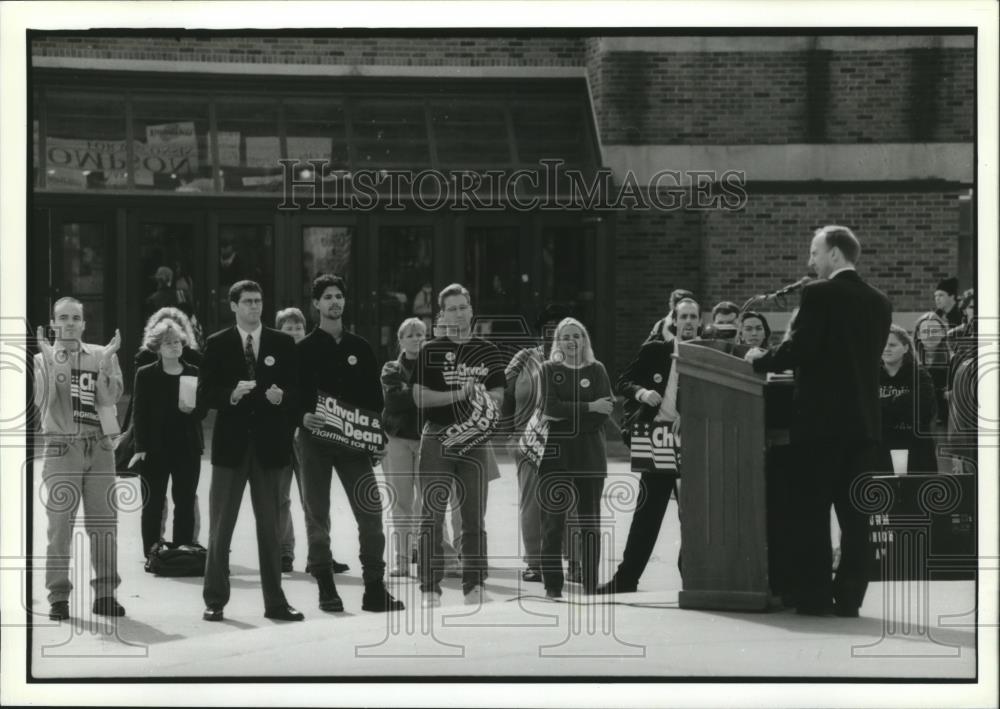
935;277;958;297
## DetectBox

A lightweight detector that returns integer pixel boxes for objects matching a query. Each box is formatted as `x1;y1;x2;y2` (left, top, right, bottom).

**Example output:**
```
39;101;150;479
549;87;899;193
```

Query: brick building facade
30;32;975;381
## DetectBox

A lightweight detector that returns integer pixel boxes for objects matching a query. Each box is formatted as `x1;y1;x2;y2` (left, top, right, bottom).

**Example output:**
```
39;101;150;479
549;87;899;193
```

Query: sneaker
92;596;126;617
48;601;70;620
463;584;493;606
521;568;543;583
545;587;563;599
421;591;442;609
362;581;405;612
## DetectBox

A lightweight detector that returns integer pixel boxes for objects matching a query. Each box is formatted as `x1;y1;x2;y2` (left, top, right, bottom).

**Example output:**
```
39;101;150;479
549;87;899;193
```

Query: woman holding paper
131;319;205;557
878;324;938;474
537;318;614;598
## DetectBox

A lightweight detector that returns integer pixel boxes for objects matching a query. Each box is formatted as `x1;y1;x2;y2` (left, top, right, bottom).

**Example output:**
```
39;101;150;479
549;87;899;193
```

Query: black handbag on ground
145;541;207;577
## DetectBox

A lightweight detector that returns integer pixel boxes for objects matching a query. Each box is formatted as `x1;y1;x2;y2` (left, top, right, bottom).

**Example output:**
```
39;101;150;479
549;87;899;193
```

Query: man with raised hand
34;297;124;621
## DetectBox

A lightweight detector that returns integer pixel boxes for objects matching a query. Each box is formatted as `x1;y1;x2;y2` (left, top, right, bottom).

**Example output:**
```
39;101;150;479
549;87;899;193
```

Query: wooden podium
674;339;788;611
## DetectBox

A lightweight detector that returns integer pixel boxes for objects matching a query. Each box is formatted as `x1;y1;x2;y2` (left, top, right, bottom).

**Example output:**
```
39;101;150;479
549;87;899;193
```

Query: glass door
208;212;278;334
128;212;205;358
290;215;358;336
48;208;117;346
461;217;532;339
369;218;438;363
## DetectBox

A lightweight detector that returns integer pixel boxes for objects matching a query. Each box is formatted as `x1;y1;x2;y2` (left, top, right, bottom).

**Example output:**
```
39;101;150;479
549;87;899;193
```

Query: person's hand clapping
231;380;256;404
265;384;283;405
36;325;54;363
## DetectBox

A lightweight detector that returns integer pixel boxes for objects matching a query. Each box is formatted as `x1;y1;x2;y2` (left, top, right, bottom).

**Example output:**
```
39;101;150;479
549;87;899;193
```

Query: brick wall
609;188;963;378
31;35;585;67
588;48;974;145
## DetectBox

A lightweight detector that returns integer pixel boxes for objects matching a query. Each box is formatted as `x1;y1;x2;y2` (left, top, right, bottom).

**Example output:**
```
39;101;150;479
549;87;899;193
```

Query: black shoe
281;556;294;573
264;604;305;622
92;596;125;617
314;569;345;612
362;581;405;612
834;604;860;618
521;568;542;583
202;607;224;622
545;587;563;599
595;577;637;595
49;601;69;621
332;559;350;574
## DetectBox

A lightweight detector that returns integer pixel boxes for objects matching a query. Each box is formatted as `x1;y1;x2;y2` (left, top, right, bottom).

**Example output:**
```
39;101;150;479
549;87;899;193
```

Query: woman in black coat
878;324;938;473
131;319;206;557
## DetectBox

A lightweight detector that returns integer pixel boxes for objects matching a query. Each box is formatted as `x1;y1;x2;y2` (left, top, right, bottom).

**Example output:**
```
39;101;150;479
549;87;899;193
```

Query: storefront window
132;95;213;192
431;101;511;167
300;225;353;328
44;90;127;190
217;98;283;193
354;101;430;168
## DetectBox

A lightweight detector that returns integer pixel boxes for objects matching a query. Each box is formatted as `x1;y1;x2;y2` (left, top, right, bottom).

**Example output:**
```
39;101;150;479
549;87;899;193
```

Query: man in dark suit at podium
746;226;892;617
199;280;304;623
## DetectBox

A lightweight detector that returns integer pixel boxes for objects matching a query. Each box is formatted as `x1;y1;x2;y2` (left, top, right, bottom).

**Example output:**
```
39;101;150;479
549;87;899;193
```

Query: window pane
301;226;353;328
132;95;213;192
44;91;127;191
512;100;589;168
217;99;283;193
353;101;430;167
61;222;108;341
377;225;433;360
431;102;511;166
136;223;198;338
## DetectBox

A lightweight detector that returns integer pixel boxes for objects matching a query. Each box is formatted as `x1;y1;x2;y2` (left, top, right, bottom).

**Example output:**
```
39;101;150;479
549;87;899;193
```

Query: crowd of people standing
32;226;978;622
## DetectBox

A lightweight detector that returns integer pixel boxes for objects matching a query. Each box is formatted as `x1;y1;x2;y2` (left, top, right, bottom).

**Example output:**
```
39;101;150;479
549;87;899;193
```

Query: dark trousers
538;473;604;593
615;472;679;586
140;445;201;554
297;430;386;583
791;440;875;611
417;427;490;593
203;444;287;611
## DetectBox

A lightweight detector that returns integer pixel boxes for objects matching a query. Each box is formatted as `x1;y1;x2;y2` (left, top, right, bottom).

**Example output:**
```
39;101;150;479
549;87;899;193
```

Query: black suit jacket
752;270;892;443
616;339;676;428
198;325;298;468
132;361;205;459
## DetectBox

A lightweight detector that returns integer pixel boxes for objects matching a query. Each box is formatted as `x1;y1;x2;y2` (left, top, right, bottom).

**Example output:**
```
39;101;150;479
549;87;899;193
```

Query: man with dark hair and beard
296;274;403;614
745;225;891;618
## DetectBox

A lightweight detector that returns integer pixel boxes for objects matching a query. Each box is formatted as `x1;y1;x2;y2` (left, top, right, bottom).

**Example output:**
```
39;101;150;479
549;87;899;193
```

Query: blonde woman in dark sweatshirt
537;318;614;598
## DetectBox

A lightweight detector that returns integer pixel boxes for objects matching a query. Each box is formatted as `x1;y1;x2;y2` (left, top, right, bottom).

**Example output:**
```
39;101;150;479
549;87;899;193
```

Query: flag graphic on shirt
629;421;681;475
70;368;101;425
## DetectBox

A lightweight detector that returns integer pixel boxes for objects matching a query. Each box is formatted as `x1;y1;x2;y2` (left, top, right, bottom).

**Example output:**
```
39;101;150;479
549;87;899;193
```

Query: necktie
244;334;256;379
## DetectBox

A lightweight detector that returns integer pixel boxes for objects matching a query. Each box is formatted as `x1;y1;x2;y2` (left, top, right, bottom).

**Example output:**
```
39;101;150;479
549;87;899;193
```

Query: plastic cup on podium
890;449;909;476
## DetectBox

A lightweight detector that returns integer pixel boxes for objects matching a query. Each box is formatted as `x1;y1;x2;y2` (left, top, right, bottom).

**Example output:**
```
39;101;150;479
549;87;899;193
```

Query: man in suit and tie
746;225;892;617
199;280;304;622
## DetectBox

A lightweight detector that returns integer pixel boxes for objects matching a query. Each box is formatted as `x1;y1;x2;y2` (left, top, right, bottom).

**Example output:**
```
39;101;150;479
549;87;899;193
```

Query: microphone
770;276;812;297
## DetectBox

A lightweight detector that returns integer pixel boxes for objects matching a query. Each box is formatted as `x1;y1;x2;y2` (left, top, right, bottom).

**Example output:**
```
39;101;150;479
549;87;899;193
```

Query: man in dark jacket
297;274;403;613
598;297;701;594
746;225;892;617
199;280;303;622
